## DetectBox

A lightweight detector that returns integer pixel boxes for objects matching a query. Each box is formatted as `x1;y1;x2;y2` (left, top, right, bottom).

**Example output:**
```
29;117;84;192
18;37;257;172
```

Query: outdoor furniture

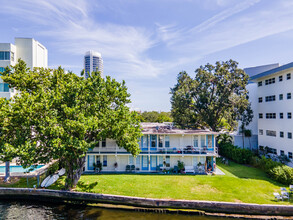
290;185;293;193
281;191;289;201
125;165;130;172
281;187;287;192
273;192;282;201
130;165;135;172
184;166;195;173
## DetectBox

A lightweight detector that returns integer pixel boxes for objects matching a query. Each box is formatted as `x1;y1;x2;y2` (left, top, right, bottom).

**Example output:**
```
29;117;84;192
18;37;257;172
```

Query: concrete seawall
0;188;293;216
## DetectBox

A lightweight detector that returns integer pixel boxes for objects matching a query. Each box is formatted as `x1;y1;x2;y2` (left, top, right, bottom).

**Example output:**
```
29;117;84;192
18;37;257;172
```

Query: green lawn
49;160;289;205
1;161;290;205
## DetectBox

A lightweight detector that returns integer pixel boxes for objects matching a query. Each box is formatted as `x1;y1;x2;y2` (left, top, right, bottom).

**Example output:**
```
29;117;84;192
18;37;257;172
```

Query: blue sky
1;0;293;111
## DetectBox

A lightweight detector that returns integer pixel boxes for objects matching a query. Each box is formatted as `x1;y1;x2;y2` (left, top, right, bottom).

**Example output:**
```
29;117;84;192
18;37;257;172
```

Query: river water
0;200;226;220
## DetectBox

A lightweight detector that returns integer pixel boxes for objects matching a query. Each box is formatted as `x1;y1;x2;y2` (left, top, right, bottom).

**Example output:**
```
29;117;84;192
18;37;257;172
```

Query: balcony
88;145;218;156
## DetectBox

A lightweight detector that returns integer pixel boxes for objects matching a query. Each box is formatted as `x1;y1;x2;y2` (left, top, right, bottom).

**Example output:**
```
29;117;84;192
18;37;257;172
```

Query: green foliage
217;133;233;145
0;59;142;189
177;160;185;171
139;111;172;123
219;143;254;164
47;162;60;176
170;60;250;131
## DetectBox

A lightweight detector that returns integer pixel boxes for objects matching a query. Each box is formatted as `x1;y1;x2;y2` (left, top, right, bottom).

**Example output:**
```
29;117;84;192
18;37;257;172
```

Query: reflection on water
0;200;225;220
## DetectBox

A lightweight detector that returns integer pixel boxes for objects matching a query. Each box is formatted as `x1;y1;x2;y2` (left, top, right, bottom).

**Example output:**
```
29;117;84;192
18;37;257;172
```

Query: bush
219;143;253;164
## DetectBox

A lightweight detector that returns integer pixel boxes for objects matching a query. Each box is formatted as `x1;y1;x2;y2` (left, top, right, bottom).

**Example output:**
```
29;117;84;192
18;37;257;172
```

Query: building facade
0;38;48;99
85;123;218;173
251;62;293;159
84;50;103;78
233;64;279;150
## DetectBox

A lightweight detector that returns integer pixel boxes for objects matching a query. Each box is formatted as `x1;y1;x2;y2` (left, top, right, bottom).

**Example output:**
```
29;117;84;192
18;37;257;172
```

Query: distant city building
0;38;48;99
84;50;103;78
250;62;293;158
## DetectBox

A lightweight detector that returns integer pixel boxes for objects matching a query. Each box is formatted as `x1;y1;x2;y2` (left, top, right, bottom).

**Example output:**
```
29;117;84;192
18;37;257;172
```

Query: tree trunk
65;156;85;190
4;161;10;182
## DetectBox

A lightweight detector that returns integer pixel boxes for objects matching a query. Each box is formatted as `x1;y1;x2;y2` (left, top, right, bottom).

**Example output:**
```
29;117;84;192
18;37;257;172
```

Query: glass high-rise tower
84;50;103;78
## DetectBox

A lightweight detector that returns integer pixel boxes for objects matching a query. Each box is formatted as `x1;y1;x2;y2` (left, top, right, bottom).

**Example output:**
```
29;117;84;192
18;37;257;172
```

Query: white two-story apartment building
251;62;293;159
85;122;218;174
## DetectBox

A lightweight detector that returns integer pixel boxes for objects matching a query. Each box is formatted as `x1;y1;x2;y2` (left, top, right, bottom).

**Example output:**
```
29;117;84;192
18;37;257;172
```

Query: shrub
218;143;253;164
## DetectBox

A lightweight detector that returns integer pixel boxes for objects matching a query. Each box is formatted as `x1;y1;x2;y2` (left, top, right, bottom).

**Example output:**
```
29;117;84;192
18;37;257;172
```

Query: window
265;95;275;102
258;97;263;103
102;138;106;147
265;77;275;85
0;83;9;92
166;156;170;167
136;156;140;167
280;113;283;119
259;113;263;119
151;135;157;148
266;130;276;137
266;113;276;119
103;155;107;166
158;135;163;148
200;136;206;147
193;136;199;148
289;152;292;159
287;73;291;80
129;155;134;165
258;81;262;87
288;112;292;119
288;132;292;139
165;136;170;148
0;51;10;60
280;131;284;138
279;94;283;100
259;129;263;135
280;150;284;156
279;75;283;81
287;93;291;99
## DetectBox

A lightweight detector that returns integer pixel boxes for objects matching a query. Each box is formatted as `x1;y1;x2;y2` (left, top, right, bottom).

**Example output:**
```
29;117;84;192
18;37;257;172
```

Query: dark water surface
0;200;226;220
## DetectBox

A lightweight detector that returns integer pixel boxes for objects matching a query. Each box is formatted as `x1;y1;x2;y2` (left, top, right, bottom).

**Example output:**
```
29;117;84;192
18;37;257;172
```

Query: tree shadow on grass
76;181;98;193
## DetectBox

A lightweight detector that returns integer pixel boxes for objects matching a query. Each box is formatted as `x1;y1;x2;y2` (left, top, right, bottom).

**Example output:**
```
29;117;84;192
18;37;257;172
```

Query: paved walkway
214;167;225;175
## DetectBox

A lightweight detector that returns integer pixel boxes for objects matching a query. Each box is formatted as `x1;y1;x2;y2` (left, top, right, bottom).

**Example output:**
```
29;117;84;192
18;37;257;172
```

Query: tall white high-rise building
84;50;103;78
0;38;48;99
250;62;293;158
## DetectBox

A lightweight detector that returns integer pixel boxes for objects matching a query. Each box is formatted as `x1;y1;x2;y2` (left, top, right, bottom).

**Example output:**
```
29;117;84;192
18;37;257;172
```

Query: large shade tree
170;60;251;131
0;60;141;190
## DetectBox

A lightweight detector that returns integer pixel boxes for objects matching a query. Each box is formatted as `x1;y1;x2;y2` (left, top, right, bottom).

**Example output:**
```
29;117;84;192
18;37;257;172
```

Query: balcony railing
88;146;217;155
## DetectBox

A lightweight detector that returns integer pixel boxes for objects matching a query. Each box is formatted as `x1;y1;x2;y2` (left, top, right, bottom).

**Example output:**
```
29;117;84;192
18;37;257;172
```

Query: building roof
250;62;293;81
141;122;218;135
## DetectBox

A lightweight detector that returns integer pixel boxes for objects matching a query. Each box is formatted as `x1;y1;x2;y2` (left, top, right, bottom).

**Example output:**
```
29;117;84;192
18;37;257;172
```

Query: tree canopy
138;111;172;123
170;60;251;131
0;59;141;189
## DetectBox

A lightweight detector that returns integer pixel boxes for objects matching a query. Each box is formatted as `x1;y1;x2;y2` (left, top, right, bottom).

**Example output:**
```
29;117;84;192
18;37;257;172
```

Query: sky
1;0;293;111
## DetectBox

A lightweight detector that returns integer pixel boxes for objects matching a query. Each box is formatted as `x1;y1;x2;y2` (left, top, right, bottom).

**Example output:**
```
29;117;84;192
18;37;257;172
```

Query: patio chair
290;185;293;193
126;165;130;172
281;187;287;192
273;192;282;201
130;165;135;172
281;191;289;201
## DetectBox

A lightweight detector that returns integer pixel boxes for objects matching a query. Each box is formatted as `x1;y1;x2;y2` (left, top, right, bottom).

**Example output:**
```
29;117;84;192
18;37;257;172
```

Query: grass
1;160;291;205
50;160;288;205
